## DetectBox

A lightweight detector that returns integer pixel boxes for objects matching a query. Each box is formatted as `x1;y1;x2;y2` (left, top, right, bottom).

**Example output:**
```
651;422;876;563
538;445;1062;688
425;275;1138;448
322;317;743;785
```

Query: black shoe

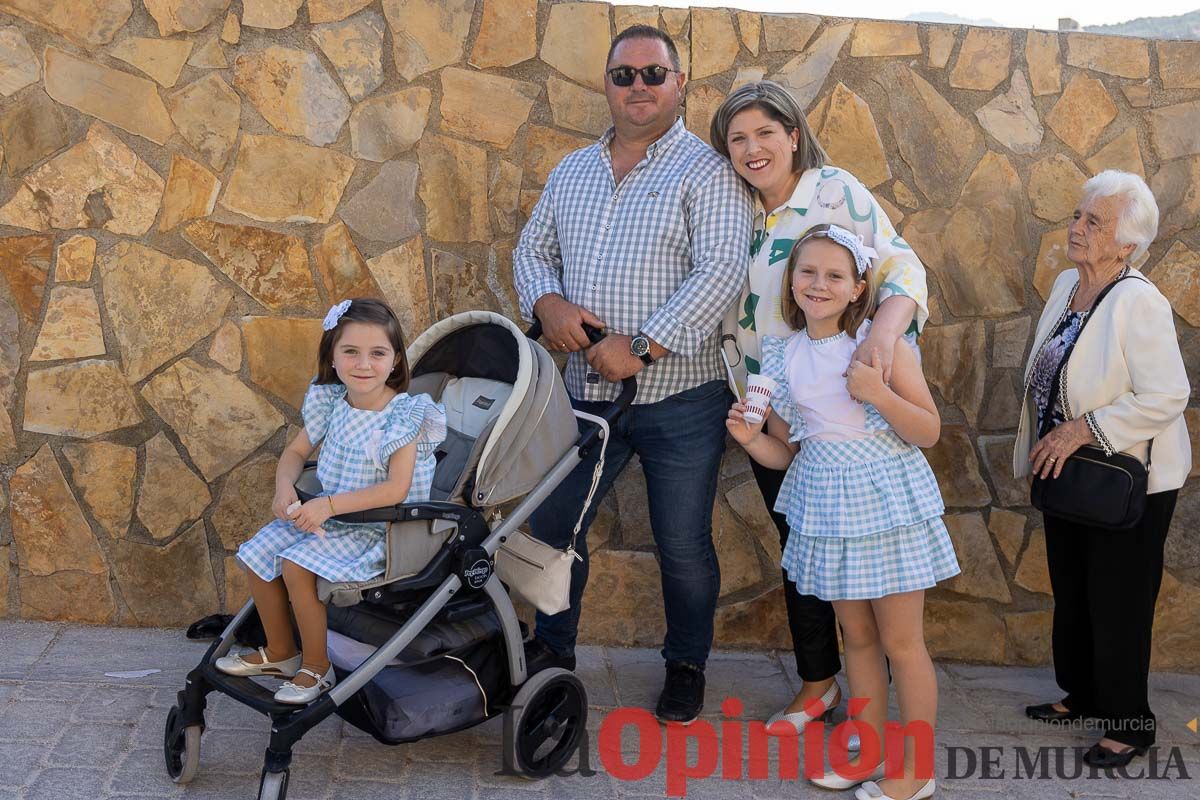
1083;742;1145;768
1025;702;1084;723
523;637;576;675
655;661;705;724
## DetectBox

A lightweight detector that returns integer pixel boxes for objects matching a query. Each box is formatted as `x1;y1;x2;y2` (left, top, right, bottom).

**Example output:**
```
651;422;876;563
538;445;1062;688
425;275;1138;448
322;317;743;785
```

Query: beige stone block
10;446;107;576
0;290;21;406
1046;73;1117;156
55;235;96;283
214;455;277;551
233;46;351;146
30;286;105;362
383;0;475;81
1014;528;1051;594
208;320;242;372
737;11;761;56
308;0;373;24
144;0;231;36
349;87;430;162
851;21;921;57
1147;242;1200;328
0;234;50;328
1148;99;1200;162
0;123;163;237
314;220;380;303
943;512;1011;602
470;0;537;69
924;426;990;507
24;359;142;438
578;550;666;648
926;26;956;69
1156;40;1200;89
20;570;115;623
221;134;356;225
112;521;221;626
724;478;782;566
1033;227;1072;300
224;555;250;610
311;9;385;102
366;237;431;340
762;13;819;52
883;64;984;206
183;220;319;313
44;47;174;146
808;82;890;188
0;402;13;464
0;0;132;48
109;36;191;87
772;23;852;111
992;317;1031;369
975;71;1043;154
988;507;1026;567
137;433;211;541
691;8;739;79
159;154;220;232
978;434;1029;507
1151;571;1200;670
0;26;38;96
714;585;791;651
683;83;725;146
893;180;919;209
1005;610;1052;665
547;76;609;138
1025;30;1061;96
0;88;69;177
1122;82;1152;108
1065;32;1149;79
1028;154;1086;223
661;7;688;35
439;67;538;148
1150;156;1200;239
187;36;227;69
714;502;762;598
523;126;591;188
242;317;324;411
876;195;904;226
341;160;420;243
519;189;541;220
419;136;491;244
166;74;241;170
243;0;303;29
925;599;1006;662
98;241;232;382
949;28;1011;91
922;320;986;425
1084;128;1145;179
142;359;284;480
614;6;658;32
490;161;523;236
730;66;766;92
540;2;609;92
980;370;1022;433
432;247;515;320
221;12;240;43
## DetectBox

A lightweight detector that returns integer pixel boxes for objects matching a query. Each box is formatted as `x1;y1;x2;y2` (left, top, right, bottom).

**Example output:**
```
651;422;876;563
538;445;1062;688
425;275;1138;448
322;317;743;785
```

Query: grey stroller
163;311;635;799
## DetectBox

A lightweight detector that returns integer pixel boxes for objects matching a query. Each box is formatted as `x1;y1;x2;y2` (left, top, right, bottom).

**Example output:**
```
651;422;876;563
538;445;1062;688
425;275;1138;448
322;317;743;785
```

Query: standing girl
728;226;958;800
216;298;446;705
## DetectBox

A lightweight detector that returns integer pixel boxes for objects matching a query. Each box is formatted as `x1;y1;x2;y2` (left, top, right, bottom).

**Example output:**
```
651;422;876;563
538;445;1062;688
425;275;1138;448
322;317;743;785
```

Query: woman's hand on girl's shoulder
726;401;765;445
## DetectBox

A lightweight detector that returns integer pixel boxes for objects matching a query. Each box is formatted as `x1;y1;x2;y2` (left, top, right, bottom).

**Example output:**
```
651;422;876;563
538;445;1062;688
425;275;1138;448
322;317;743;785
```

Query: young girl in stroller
217;298;447;704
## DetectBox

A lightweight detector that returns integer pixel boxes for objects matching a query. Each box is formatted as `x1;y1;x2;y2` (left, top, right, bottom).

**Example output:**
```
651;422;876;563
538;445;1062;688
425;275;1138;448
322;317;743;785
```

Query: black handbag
1029;275;1150;531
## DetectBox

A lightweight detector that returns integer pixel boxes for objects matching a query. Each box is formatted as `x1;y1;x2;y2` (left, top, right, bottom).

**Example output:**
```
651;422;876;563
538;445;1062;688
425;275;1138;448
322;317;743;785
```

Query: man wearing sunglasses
514;25;752;724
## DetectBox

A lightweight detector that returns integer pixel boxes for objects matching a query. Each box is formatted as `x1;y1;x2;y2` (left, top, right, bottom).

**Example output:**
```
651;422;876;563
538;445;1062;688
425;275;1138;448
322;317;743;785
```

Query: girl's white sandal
274;666;336;705
214;648;302;678
855;778;936;800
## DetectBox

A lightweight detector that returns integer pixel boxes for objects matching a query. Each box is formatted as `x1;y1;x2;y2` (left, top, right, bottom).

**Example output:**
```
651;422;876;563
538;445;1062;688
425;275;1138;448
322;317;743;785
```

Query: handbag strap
1041;272;1152;464
565;410;610;561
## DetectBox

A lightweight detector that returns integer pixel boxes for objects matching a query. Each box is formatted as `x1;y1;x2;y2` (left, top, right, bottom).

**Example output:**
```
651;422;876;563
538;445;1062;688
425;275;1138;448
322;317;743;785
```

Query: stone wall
0;0;1197;669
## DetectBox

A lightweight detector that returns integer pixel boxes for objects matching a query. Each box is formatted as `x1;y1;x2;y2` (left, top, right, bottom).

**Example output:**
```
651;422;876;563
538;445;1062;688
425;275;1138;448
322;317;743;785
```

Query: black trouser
750;458;841;682
1043;489;1178;750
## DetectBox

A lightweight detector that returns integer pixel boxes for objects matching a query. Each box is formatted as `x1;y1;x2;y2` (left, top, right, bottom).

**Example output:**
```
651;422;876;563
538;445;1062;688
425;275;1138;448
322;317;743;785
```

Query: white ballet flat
214;648;302;678
855;778;935;800
810;760;884;790
274;665;336;705
766;681;842;733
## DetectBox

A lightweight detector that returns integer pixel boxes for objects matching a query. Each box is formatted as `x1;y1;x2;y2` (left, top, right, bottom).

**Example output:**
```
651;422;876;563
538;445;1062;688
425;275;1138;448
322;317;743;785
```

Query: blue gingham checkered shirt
514;118;752;404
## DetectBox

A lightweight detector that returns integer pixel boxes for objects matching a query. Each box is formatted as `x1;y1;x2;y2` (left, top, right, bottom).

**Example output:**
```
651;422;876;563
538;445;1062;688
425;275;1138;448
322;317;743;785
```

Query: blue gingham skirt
779;432;960;600
236;518;386;583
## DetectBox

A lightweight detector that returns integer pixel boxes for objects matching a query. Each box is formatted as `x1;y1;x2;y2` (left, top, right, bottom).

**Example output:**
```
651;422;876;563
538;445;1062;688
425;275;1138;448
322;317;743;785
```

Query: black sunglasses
606;65;676;87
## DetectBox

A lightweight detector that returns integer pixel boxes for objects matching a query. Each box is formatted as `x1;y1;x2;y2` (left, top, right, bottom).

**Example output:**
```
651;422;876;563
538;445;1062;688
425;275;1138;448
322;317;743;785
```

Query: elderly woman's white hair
1081;170;1159;265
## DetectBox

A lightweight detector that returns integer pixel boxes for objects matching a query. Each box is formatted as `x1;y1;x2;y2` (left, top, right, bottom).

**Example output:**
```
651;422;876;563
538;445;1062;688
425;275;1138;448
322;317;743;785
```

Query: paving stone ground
0;621;1196;799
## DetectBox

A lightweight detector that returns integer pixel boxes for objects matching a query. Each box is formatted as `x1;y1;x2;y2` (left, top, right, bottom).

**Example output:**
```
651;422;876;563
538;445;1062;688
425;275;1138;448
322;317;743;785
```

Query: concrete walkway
0;620;1196;799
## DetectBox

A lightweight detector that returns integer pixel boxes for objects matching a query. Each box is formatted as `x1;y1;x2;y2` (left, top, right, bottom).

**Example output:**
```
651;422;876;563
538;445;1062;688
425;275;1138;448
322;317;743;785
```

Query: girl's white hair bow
322;299;352;331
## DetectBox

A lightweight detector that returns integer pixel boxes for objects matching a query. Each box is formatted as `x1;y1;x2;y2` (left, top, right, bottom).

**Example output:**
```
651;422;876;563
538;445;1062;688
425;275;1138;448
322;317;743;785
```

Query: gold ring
1048;456;1057;462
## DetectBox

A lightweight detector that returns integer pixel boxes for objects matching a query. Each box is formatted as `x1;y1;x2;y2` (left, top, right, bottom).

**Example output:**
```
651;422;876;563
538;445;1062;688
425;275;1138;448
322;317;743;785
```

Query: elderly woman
1015;170;1190;768
709;81;929;741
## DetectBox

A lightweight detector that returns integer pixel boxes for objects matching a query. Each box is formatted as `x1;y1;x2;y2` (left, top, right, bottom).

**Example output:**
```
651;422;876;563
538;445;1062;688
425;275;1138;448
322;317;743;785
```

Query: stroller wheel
505;667;588;780
163;705;201;784
257;769;289;800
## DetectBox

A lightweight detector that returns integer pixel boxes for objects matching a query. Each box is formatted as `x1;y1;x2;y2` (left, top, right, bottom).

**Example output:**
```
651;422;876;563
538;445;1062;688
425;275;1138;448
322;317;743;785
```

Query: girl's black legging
750;458;842;682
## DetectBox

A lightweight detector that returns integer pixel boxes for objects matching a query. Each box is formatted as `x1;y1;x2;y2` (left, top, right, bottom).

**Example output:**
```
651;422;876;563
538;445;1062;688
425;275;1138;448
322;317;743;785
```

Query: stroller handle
524;320;638;426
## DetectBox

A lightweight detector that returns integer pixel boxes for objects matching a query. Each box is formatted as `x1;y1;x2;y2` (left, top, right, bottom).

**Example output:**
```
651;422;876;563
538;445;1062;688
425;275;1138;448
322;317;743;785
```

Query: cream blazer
1013;267;1191;494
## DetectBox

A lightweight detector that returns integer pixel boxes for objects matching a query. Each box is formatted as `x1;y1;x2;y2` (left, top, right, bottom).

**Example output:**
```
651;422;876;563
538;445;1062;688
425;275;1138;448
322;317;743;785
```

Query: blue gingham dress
763;332;960;601
237;382;447;584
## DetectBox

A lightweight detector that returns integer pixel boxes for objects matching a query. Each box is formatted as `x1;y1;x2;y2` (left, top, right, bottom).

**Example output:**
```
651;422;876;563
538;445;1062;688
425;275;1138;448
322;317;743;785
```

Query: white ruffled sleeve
300;381;346;445
379;393;448;464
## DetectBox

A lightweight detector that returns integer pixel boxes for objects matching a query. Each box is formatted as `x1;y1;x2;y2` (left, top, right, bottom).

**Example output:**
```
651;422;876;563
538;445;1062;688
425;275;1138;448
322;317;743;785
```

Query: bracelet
327;495;336;515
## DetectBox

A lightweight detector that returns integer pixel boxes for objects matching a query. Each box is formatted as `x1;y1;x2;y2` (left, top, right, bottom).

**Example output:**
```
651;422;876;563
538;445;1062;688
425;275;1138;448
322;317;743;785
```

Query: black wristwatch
630;333;654;365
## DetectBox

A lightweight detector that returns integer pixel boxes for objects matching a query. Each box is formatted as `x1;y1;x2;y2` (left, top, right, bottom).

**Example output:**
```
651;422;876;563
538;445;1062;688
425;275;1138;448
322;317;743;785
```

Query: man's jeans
530;379;732;666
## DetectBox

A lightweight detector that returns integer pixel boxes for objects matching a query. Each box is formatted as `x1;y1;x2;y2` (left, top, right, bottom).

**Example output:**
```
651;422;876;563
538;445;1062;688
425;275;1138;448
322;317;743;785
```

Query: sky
616;0;1200;31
